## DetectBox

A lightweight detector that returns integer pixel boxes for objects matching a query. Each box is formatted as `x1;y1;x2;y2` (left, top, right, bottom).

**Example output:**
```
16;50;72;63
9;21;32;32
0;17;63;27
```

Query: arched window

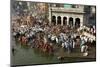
52;16;56;25
75;18;80;27
63;17;67;25
69;17;73;26
57;16;61;25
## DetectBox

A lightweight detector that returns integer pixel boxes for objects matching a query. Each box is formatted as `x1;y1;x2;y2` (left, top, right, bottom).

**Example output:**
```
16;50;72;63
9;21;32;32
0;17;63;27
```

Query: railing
51;7;85;13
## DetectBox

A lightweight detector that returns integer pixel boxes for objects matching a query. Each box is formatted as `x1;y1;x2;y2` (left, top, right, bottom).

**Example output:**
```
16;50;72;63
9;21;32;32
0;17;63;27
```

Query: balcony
51;7;85;14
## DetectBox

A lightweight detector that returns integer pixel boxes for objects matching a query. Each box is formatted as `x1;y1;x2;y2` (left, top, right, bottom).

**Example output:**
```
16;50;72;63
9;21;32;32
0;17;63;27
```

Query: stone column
73;18;75;27
80;17;83;27
65;19;67;26
56;16;57;25
61;16;63;26
80;22;83;27
67;17;69;25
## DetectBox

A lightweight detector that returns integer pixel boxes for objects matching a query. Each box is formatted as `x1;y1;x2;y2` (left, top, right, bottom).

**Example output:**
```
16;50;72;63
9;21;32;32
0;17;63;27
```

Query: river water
11;38;96;66
11;38;65;66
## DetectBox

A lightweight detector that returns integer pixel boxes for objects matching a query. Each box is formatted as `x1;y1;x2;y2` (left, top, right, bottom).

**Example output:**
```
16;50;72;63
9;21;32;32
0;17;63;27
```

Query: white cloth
81;45;88;53
81;45;85;52
83;51;88;56
51;36;56;41
61;43;65;48
64;42;68;48
73;41;75;48
56;37;59;43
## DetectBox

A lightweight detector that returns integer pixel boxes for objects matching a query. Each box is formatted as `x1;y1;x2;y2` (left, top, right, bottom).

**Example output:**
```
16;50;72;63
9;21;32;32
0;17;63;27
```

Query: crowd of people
12;14;96;59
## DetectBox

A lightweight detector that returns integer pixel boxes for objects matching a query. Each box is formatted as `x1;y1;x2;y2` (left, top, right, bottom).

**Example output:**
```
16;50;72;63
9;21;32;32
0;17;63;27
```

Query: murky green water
11;40;62;66
11;39;95;66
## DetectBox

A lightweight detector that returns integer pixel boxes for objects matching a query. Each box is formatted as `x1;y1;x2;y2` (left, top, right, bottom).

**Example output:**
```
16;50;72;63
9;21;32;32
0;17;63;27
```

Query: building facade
49;4;85;27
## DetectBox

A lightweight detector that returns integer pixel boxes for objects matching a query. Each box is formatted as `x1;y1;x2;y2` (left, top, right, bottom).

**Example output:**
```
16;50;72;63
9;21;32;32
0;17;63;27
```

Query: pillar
61;16;63;26
73;18;75;27
80;17;83;27
80;22;83;27
67;17;69;25
56;16;57;25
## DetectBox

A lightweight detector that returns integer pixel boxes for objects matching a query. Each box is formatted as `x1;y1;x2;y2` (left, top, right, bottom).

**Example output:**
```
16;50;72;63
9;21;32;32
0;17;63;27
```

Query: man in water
12;47;16;56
